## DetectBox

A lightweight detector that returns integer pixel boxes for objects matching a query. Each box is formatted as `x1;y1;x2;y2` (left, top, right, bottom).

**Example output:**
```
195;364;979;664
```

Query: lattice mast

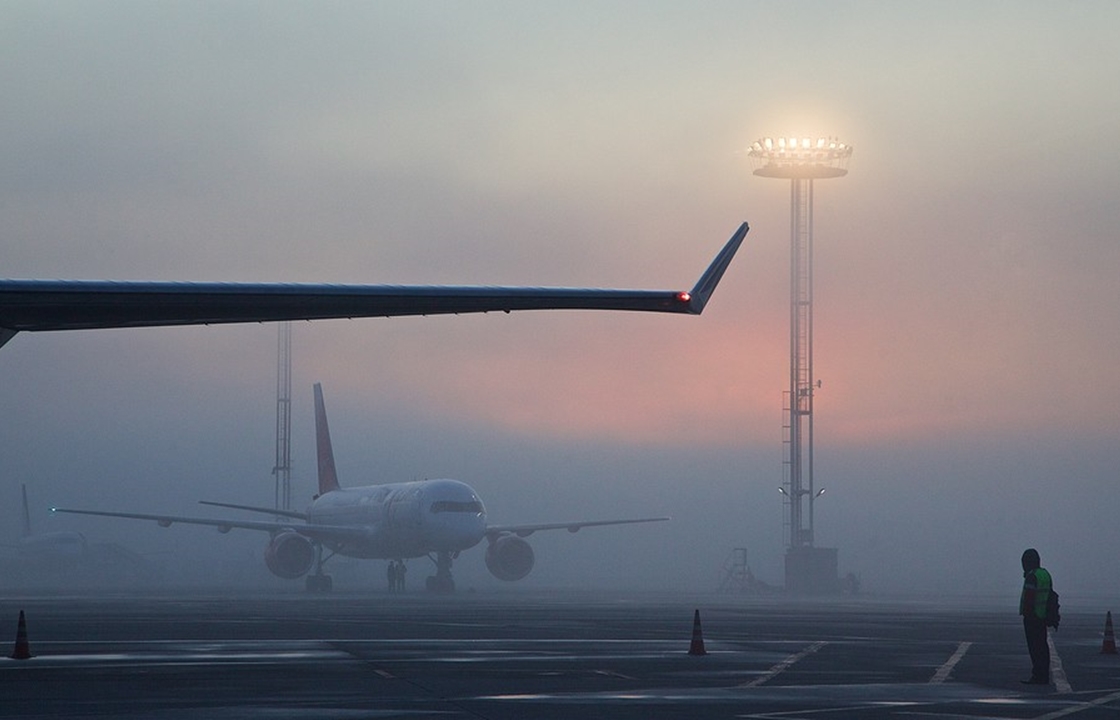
273;322;293;510
748;137;851;550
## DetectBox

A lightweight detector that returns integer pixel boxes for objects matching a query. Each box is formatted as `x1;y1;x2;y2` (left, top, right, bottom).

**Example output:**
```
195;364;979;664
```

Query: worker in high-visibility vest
1019;548;1052;685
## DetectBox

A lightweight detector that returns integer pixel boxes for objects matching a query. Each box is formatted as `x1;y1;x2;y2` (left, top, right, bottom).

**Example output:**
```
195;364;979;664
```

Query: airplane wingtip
686;221;748;314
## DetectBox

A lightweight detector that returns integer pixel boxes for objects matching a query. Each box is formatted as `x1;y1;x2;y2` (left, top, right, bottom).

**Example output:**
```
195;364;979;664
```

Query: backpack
1045;588;1061;629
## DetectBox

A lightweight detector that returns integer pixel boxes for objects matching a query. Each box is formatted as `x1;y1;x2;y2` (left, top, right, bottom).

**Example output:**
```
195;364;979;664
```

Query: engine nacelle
485;534;535;581
264;531;315;579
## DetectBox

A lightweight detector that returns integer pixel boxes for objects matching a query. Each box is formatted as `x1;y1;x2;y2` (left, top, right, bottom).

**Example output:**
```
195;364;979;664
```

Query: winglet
313;383;341;495
686;222;748;314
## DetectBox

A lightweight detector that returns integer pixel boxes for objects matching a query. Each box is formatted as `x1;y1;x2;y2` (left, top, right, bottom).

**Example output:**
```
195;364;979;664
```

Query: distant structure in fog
747;136;852;594
717;547;775;595
273;322;293;511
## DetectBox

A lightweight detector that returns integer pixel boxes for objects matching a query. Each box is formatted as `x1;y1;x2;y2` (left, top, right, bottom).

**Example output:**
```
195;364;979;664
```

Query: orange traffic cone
10;610;31;660
1102;611;1117;655
688;609;707;656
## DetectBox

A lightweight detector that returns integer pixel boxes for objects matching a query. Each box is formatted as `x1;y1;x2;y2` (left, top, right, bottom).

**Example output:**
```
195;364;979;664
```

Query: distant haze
3;2;1118;598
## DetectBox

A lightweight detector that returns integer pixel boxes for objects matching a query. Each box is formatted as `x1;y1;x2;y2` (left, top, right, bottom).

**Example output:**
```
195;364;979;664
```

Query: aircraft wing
198;500;308;521
0;222;747;348
486;516;670;539
51;507;370;544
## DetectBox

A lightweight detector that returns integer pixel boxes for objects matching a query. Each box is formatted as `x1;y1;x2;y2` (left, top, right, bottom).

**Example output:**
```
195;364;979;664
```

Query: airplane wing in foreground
486;516;670;539
0;222;748;348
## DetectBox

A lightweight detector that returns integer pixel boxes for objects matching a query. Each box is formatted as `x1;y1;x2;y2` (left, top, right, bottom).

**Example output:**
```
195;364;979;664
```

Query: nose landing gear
425;550;455;593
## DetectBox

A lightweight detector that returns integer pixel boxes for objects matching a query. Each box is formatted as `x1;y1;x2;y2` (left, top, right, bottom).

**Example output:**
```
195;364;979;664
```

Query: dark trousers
1023;615;1050;681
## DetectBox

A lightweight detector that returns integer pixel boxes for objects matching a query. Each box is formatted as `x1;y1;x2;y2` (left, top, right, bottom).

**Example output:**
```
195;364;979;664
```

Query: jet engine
485;534;534;581
264;531;315;579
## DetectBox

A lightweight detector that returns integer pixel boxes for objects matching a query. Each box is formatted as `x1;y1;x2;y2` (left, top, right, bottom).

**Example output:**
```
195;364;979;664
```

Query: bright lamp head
747;136;852;179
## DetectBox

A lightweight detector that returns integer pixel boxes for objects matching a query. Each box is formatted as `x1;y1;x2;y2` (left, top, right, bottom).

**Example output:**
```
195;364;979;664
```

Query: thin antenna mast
273;322;292;510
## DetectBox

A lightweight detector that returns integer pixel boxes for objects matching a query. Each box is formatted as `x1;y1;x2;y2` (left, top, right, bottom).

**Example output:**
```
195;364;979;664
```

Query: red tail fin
313;383;341;495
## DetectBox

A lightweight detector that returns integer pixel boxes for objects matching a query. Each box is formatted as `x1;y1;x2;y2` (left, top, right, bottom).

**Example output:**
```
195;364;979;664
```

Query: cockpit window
429;500;484;514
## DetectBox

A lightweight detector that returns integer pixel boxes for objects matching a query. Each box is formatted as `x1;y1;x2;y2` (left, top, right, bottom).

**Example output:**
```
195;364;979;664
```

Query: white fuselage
18;531;88;559
307;478;487;560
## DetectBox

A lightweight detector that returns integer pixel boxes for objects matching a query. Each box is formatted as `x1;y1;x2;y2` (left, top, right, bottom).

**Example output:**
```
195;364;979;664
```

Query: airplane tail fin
313;383;342;495
21;484;32;537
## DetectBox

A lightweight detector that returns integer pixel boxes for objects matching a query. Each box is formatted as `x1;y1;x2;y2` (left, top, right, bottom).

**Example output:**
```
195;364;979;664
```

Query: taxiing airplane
54;384;669;592
0;223;747;349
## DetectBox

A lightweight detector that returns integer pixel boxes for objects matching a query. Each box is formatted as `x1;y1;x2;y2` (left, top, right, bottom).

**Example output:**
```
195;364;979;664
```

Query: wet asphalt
2;589;1118;719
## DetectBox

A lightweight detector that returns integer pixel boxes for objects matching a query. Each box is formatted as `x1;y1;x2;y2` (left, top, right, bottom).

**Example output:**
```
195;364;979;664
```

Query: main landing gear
425;550;456;593
305;541;333;592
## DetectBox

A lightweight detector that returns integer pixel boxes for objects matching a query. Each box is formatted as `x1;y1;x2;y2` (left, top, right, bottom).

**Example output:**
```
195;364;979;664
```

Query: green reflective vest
1021;567;1052;620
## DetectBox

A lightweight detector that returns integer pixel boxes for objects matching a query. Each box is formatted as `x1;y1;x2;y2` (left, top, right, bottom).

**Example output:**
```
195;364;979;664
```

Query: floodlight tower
748;136;852;592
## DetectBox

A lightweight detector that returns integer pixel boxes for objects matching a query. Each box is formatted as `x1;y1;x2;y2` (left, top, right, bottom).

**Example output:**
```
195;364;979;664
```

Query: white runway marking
740;641;828;688
1032;689;1120;720
1047;633;1072;694
929;641;972;684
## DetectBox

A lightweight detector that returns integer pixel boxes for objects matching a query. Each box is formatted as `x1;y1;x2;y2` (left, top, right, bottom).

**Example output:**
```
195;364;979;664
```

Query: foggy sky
3;1;1119;598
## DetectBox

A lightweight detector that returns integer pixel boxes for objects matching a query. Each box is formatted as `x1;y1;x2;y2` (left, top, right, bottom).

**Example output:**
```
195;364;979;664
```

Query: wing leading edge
0;222;747;348
50;507;370;544
486;516;670;539
53;507;671;547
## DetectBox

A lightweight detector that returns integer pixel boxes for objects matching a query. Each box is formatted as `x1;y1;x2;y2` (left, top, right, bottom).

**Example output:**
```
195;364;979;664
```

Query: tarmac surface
2;589;1119;719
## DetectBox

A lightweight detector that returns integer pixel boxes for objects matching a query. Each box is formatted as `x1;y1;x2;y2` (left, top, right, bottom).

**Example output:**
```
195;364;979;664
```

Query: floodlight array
747;137;852;178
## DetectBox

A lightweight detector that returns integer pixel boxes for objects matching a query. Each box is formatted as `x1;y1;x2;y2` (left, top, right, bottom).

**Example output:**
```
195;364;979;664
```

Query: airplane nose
459;514;486;548
429;512;485;550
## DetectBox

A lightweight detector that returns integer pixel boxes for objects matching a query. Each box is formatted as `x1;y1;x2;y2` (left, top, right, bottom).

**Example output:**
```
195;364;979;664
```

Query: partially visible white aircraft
12;484;87;560
54;384;669;592
5;485;160;587
0;222;747;349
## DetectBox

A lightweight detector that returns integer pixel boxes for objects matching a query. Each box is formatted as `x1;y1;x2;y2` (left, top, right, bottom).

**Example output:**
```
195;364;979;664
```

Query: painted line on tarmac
929;641;972;684
739;641;828;688
1047;634;1072;694
1032;689;1120;720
